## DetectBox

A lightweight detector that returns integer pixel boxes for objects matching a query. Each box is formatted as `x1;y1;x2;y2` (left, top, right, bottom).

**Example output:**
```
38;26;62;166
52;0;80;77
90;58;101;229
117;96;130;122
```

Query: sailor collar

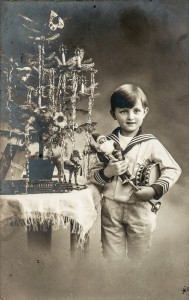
106;127;156;155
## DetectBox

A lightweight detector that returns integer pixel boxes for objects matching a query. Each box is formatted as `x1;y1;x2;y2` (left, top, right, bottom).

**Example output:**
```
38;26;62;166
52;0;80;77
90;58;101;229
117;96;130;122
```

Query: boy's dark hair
110;84;148;111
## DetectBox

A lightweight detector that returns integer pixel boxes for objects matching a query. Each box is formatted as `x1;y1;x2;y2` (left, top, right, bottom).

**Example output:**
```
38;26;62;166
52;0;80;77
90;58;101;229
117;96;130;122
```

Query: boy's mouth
126;122;136;124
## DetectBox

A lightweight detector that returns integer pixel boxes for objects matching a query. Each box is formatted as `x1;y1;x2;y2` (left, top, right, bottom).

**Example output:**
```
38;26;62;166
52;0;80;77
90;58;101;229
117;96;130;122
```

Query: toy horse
54;150;82;185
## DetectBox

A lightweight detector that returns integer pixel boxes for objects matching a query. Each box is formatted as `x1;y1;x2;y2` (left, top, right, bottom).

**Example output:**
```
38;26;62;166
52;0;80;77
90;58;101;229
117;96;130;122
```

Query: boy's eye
134;109;141;113
120;110;128;114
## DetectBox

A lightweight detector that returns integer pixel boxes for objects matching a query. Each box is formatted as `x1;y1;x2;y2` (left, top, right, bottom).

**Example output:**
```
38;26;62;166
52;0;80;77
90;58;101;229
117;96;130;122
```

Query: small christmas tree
0;10;98;191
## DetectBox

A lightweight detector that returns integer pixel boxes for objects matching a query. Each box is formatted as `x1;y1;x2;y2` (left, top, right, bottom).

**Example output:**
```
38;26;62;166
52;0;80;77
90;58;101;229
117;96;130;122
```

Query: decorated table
0;9;102;255
0;183;102;250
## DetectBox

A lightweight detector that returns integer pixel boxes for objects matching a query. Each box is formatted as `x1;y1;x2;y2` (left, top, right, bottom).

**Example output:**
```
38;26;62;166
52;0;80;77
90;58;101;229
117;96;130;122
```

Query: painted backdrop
0;1;189;300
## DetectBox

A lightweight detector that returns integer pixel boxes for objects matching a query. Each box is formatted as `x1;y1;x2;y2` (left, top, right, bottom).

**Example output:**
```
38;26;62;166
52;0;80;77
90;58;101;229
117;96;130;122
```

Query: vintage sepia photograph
0;1;189;299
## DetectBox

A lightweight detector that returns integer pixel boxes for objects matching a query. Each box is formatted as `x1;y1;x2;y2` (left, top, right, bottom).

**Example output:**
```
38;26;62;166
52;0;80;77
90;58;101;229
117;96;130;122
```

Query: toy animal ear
110;110;116;120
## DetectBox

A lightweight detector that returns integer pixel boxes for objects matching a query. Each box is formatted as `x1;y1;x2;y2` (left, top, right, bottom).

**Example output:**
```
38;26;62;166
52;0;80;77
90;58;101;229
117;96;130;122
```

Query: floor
0;187;189;300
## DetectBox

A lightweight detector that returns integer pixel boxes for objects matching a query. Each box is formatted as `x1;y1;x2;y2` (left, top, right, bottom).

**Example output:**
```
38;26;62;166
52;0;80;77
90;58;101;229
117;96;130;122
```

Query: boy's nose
127;111;134;119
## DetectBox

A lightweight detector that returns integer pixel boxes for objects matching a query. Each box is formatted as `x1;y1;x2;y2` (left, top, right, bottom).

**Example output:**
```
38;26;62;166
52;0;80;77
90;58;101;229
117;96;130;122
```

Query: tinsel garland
38;44;42;107
1;11;99;181
6;59;14;180
24;124;30;192
50;68;55;110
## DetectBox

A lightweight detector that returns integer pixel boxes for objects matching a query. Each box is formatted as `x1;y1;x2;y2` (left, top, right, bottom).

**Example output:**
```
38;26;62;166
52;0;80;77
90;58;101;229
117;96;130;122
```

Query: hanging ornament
61;44;67;65
49;68;55;111
75;48;81;68
59;137;66;182
62;73;67;92
37;42;45;108
84;131;92;178
7;58;14;108
49;10;64;31
88;95;95;124
24;124;30;193
53;112;67;129
75;48;84;68
80;76;87;94
41;44;45;81
57;74;63;110
27;87;32;104
38;44;42;108
9;130;14;181
87;69;97;124
6;62;15;180
70;133;75;151
70;71;78;133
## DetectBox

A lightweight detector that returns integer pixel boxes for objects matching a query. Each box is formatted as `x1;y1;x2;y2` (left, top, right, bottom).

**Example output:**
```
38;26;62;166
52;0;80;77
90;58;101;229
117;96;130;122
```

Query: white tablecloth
0;183;102;242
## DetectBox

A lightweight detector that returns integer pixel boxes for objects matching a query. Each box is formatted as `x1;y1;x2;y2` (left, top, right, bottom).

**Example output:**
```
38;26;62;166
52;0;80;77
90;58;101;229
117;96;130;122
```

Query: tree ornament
75;48;84;68
53;112;67;129
49;68;55;110
1;11;99;188
49;10;64;31
27;87;32;104
61;44;67;65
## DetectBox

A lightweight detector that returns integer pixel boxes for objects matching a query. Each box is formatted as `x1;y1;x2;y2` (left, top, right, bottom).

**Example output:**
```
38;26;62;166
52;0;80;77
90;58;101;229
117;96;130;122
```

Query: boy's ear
110;110;116;120
144;107;149;117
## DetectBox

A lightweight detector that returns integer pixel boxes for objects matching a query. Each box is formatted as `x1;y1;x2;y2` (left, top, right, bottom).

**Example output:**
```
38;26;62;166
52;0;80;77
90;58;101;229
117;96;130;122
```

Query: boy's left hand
134;186;156;202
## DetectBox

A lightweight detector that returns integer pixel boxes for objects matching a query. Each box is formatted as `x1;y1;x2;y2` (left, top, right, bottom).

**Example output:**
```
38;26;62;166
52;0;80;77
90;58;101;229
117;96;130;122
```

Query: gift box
29;158;55;180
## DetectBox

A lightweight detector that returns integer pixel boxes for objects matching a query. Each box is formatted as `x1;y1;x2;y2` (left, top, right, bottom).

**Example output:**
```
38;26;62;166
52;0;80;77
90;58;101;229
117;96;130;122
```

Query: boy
89;84;181;264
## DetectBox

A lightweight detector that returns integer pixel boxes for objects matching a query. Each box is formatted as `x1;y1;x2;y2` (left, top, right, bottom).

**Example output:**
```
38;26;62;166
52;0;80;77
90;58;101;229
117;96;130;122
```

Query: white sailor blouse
88;127;182;203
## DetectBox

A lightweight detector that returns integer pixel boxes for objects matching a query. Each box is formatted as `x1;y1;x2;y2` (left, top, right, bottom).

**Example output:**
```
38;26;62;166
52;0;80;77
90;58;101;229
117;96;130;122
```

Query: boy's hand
104;159;128;178
134;186;156;202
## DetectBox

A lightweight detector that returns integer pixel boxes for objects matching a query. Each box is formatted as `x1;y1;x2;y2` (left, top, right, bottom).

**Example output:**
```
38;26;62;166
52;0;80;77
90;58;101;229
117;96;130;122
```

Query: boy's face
111;98;149;136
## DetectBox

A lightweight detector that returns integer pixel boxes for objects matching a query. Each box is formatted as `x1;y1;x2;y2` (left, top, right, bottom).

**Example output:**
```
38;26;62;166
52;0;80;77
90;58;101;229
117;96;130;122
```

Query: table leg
70;221;89;258
27;221;89;255
27;222;52;250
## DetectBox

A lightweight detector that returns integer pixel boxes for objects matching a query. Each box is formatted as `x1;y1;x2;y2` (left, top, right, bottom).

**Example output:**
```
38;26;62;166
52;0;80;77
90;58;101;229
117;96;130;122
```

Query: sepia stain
176;33;188;45
119;8;153;45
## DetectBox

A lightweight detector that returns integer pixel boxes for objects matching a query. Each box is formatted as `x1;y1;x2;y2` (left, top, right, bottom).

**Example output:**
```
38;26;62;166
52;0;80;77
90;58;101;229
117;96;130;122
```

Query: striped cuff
94;169;113;185
151;179;169;200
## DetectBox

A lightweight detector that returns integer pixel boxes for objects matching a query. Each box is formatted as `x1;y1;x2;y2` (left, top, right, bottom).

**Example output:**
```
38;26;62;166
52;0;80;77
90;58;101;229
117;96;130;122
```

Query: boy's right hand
103;159;128;178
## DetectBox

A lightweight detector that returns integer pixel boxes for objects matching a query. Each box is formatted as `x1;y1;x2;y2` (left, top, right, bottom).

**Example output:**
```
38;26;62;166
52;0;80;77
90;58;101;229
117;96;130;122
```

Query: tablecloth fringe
0;212;87;242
